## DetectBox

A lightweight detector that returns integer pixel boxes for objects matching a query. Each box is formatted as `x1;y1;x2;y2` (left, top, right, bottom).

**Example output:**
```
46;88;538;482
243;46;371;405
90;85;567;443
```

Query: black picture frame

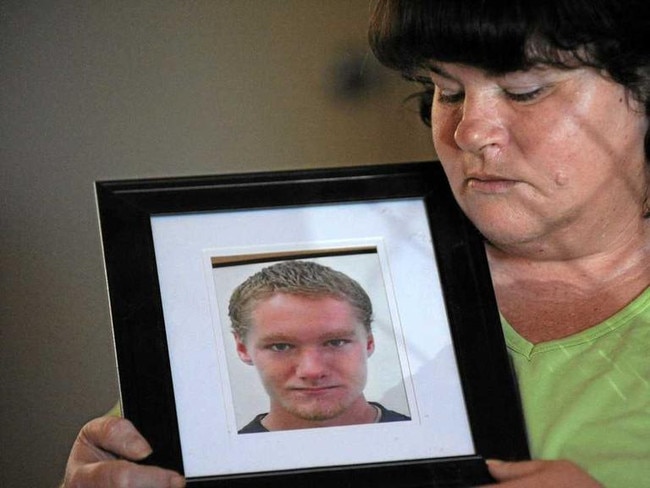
96;161;529;487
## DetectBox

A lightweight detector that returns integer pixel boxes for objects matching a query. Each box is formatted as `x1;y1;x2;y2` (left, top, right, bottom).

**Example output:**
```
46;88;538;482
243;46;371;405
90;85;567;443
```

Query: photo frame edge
95;160;528;486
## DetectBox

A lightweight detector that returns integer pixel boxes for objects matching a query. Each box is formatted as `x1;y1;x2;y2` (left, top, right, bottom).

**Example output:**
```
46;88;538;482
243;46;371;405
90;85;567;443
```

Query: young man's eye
268;343;292;352
325;339;350;348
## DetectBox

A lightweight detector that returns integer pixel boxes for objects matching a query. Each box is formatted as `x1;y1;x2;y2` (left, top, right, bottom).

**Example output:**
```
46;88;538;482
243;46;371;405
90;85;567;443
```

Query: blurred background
0;1;433;486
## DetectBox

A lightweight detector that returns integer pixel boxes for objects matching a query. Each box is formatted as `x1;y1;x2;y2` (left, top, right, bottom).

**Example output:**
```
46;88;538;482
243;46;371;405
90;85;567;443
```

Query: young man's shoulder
237;403;411;434
238;413;269;434
372;402;410;423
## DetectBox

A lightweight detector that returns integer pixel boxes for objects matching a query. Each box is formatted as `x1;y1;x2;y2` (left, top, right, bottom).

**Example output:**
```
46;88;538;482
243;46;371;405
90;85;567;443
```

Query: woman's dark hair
368;0;650;159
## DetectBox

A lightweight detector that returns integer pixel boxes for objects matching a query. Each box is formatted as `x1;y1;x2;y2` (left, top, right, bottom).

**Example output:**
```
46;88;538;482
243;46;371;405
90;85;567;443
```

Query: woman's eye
505;87;545;102
269;343;292;352
436;88;464;105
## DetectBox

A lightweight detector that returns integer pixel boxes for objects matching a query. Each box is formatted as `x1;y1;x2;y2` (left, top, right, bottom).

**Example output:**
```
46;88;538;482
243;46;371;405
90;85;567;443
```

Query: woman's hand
483;459;603;487
63;416;185;488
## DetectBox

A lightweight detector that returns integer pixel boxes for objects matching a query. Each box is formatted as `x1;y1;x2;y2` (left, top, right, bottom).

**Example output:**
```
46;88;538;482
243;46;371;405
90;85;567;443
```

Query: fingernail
485;459;504;465
170;474;186;488
130;437;153;457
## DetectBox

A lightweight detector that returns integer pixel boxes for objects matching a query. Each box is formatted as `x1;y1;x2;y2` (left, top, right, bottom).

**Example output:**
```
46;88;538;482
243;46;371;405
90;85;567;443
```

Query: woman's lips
466;176;517;194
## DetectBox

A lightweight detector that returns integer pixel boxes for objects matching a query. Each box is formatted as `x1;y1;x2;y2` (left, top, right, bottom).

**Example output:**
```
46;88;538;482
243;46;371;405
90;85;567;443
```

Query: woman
369;0;649;486
63;0;648;486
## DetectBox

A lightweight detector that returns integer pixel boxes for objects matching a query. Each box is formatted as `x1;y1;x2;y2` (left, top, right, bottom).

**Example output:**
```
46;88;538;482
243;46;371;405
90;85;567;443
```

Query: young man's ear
233;333;254;365
366;332;375;357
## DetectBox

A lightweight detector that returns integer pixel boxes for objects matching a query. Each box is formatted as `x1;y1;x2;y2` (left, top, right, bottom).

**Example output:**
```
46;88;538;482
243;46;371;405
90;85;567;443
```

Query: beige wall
0;2;433;486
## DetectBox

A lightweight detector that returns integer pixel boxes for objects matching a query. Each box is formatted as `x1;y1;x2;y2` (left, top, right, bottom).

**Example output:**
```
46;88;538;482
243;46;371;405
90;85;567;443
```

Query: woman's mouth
466;175;517;194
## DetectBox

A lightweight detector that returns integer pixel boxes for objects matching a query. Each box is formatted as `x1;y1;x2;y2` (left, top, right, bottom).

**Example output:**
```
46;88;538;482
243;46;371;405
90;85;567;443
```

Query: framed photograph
96;161;529;487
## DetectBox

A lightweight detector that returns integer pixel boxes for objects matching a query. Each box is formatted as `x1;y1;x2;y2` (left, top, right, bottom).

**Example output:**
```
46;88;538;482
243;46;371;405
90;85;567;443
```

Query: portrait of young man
227;259;411;433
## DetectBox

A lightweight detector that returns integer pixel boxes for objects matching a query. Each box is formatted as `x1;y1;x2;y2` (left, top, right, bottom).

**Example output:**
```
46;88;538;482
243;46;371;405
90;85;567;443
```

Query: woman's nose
453;94;509;155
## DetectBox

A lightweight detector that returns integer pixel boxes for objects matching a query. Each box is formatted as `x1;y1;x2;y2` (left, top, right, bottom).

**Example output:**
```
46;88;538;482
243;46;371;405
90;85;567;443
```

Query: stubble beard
281;395;349;422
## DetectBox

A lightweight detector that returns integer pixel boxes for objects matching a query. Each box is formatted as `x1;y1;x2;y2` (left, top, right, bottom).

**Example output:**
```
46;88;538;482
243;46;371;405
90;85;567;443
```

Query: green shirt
503;286;650;487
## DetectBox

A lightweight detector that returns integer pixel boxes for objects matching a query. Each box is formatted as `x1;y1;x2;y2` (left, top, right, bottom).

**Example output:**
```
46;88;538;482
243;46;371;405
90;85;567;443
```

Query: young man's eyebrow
253;333;293;344
318;328;358;340
254;327;358;343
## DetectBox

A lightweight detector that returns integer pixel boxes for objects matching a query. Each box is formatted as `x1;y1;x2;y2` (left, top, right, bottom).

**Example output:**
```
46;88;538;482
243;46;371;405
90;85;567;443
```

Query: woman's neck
487;219;650;343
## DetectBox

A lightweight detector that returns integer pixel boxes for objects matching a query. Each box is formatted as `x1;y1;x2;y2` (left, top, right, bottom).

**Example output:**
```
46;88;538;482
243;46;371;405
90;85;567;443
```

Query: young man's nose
295;349;328;379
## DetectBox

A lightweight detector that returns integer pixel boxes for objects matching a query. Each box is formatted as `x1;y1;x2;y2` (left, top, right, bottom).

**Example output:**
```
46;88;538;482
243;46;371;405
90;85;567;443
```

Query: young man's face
235;292;374;428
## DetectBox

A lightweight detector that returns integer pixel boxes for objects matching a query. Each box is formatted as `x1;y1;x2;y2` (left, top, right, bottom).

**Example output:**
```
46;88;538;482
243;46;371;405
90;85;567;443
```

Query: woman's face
429;62;648;254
